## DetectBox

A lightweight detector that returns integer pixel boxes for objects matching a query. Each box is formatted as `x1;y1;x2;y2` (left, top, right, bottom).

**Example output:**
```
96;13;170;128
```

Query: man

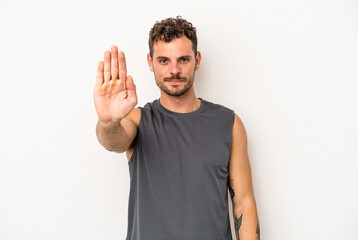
94;16;260;240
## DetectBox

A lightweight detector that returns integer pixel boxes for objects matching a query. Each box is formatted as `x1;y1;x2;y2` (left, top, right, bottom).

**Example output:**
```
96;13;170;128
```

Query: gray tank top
126;98;235;240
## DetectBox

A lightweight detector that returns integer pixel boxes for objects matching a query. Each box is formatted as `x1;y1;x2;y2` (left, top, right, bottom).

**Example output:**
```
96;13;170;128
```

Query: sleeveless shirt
126;98;235;240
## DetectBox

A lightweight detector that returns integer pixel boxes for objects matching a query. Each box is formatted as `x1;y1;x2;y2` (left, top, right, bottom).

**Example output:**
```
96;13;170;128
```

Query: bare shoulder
232;113;248;149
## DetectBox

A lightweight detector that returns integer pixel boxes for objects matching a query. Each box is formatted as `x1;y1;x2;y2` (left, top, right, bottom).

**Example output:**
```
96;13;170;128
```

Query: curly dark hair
148;16;197;58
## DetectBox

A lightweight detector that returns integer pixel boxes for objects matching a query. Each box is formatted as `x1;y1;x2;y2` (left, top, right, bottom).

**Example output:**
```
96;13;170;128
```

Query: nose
169;62;181;75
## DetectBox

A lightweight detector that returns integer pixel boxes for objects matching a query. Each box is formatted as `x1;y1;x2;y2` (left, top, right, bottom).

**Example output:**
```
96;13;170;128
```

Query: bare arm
96;109;140;153
94;46;139;153
228;114;260;240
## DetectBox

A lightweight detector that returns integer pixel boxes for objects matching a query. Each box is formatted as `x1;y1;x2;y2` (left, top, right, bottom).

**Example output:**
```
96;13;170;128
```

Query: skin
94;36;259;239
94;46;139;153
228;115;260;240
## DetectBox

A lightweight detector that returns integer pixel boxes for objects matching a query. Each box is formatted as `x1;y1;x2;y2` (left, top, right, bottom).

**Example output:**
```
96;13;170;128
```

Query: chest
139;114;232;174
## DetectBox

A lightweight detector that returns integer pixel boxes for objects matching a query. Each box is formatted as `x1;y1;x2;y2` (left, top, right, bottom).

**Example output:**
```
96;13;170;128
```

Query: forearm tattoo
256;222;261;240
228;175;235;199
229;175;259;239
234;213;243;240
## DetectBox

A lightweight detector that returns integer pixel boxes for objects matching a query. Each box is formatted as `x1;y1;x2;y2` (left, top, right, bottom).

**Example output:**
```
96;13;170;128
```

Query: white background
1;0;357;239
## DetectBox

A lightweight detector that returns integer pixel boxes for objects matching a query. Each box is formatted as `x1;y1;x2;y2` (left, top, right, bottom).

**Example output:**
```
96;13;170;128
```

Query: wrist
98;118;122;130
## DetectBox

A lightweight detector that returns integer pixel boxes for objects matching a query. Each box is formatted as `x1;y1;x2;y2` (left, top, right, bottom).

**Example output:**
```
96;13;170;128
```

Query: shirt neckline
155;98;206;118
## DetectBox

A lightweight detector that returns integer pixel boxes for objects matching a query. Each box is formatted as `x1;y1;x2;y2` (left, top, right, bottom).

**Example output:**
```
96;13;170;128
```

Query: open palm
94;46;137;122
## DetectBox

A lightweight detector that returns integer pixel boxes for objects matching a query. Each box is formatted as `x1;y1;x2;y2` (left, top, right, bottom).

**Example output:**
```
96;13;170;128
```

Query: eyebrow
156;55;192;60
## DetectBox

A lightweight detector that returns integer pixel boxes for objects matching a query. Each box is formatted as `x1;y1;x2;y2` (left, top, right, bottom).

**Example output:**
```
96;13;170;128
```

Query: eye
180;57;189;63
159;59;168;64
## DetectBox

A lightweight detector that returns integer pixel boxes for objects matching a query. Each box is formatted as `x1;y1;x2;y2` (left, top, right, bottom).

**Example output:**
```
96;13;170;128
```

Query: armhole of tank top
128;107;143;166
228;110;236;155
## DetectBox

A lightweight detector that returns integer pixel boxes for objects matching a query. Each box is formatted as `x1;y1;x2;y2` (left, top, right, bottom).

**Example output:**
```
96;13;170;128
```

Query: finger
96;61;104;87
111;46;119;80
104;50;111;82
118;51;127;81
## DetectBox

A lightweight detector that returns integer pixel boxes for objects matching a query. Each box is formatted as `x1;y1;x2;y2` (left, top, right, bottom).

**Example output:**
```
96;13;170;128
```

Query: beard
154;72;195;97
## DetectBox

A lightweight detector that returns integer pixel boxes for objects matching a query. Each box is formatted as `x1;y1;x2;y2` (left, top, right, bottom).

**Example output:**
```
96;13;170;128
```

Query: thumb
126;75;137;99
126;75;136;91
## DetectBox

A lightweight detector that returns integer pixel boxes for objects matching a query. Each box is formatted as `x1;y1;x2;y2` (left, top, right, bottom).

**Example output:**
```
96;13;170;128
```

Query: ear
194;51;202;71
147;53;154;72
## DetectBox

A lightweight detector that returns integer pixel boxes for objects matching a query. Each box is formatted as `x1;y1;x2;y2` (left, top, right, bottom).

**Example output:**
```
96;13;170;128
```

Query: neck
159;88;201;113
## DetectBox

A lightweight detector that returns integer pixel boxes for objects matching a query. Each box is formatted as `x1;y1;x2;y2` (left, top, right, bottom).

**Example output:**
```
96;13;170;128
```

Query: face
147;36;201;97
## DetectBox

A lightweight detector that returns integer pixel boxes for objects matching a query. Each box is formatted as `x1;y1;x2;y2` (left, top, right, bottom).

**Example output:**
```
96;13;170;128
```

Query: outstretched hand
94;46;137;123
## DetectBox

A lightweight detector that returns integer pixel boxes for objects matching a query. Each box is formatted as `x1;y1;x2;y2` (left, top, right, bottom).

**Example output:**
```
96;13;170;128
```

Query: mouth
166;79;185;85
164;78;186;83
